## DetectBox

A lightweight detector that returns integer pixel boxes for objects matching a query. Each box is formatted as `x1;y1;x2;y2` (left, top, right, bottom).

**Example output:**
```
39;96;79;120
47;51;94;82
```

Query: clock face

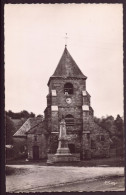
66;98;72;104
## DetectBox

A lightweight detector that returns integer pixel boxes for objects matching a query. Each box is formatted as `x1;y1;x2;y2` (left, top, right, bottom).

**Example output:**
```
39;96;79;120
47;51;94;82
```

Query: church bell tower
44;46;94;159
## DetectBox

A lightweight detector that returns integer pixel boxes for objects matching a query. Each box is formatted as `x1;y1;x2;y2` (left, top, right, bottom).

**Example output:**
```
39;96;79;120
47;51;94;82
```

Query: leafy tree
114;115;124;138
37;114;43;118
94;114;124;157
95;115;116;137
21;110;29;118
5;115;15;145
30;112;35;118
6;110;36;119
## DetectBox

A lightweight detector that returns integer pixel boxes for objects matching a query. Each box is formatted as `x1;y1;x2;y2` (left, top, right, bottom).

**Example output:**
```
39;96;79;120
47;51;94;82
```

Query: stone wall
45;78;86;154
13;137;27;158
49;78;86;108
90;122;110;158
49;78;86;134
27;134;47;160
45;77;110;159
48;132;59;153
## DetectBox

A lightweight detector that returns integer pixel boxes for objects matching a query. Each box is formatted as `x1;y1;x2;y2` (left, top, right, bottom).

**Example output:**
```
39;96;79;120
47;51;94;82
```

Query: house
13;116;48;160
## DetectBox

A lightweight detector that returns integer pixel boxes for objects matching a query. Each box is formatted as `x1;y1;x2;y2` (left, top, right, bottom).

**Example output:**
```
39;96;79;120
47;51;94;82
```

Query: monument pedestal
47;119;79;164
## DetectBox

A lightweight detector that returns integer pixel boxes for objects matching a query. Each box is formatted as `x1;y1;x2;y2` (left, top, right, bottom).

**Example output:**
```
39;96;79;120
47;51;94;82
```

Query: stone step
47;154;80;163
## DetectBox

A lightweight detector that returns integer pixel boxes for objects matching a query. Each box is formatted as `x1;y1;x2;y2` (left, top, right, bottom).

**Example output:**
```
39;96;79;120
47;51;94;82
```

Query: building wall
45;77;110;159
46;78;86;153
27;134;47;160
47;78;86;132
49;78;86;107
13;137;27;158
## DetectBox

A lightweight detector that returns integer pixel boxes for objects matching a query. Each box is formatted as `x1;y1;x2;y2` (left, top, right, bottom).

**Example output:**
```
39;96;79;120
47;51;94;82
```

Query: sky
5;3;123;118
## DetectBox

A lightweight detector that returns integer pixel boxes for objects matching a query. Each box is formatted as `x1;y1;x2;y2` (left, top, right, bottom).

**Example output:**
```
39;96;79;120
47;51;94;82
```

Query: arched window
65;114;74;126
64;83;73;95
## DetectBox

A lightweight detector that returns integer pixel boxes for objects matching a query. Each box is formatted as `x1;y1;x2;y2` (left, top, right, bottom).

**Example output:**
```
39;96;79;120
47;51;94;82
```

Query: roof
48;47;87;85
28;120;47;134
13;117;45;137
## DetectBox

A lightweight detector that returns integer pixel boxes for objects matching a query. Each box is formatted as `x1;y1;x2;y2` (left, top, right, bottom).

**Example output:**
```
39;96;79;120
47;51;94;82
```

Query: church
13;46;111;161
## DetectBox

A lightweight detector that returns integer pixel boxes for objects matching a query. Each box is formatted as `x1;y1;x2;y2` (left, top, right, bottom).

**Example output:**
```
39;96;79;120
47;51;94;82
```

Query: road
6;165;124;192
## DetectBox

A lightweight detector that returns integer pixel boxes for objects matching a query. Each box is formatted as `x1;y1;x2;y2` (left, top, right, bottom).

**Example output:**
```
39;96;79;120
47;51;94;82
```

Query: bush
6;166;15;175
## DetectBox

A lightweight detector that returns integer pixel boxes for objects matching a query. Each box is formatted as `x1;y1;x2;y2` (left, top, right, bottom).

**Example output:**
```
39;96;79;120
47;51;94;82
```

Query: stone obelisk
47;118;79;163
55;119;71;155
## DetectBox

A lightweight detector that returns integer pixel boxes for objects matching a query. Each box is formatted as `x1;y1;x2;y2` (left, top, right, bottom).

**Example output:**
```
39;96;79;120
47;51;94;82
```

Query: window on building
64;83;73;95
65;114;74;126
34;135;37;141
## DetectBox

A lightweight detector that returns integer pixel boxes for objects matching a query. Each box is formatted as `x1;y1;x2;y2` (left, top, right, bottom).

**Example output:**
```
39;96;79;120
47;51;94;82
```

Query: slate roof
48;47;87;85
28;120;47;135
13;117;45;137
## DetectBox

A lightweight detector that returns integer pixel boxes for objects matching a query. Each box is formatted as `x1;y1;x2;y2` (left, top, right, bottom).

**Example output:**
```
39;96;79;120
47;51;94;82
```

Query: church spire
53;47;86;78
48;47;87;85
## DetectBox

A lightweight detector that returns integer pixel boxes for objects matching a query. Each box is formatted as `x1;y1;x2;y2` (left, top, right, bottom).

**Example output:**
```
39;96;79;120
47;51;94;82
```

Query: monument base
47;119;80;164
47;153;80;164
56;147;71;155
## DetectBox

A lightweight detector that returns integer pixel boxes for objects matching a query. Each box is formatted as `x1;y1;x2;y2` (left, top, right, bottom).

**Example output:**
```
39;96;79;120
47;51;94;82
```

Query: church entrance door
33;146;39;160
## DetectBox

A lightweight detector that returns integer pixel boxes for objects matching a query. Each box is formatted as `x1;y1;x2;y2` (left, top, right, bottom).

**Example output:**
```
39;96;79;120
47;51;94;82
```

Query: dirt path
6;165;125;192
29;176;124;192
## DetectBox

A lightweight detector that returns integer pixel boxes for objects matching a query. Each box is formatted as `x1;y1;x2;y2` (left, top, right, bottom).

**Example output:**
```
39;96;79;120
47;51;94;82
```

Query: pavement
6;165;125;192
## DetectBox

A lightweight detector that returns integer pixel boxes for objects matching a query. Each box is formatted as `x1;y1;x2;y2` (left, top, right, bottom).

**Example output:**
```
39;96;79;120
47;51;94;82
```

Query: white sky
5;3;123;118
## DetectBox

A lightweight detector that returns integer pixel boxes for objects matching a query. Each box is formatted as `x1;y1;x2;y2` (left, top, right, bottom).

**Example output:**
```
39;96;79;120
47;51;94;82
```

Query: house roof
28;120;47;134
13;117;45;137
48;47;87;85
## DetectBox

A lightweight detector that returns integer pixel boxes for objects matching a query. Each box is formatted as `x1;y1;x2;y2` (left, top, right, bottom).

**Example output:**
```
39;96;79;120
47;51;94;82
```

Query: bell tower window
65;114;74;126
64;83;73;95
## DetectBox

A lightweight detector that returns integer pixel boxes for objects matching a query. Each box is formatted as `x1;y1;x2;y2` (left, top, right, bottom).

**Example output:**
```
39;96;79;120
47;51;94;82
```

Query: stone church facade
44;46;110;160
14;46;110;160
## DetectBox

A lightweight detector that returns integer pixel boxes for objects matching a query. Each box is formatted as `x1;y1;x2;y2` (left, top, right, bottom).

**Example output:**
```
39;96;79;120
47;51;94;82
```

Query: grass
47;156;124;167
6;166;16;175
6;165;26;176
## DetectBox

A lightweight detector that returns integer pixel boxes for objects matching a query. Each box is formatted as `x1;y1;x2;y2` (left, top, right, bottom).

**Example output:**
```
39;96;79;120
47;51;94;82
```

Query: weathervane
64;33;69;47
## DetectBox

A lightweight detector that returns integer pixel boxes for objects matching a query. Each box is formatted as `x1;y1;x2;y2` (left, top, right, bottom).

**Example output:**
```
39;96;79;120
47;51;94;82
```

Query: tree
114;115;124;138
6;110;36;119
95;115;116;137
21;110;29;118
94;115;124;157
30;112;35;118
5;115;15;145
37;114;43;118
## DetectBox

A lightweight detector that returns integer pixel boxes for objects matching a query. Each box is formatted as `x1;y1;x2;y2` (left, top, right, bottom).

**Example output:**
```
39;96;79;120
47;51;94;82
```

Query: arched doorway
33;146;39;160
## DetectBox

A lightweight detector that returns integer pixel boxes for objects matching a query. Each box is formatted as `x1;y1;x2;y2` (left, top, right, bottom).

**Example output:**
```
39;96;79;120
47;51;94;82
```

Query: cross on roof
64;33;69;47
